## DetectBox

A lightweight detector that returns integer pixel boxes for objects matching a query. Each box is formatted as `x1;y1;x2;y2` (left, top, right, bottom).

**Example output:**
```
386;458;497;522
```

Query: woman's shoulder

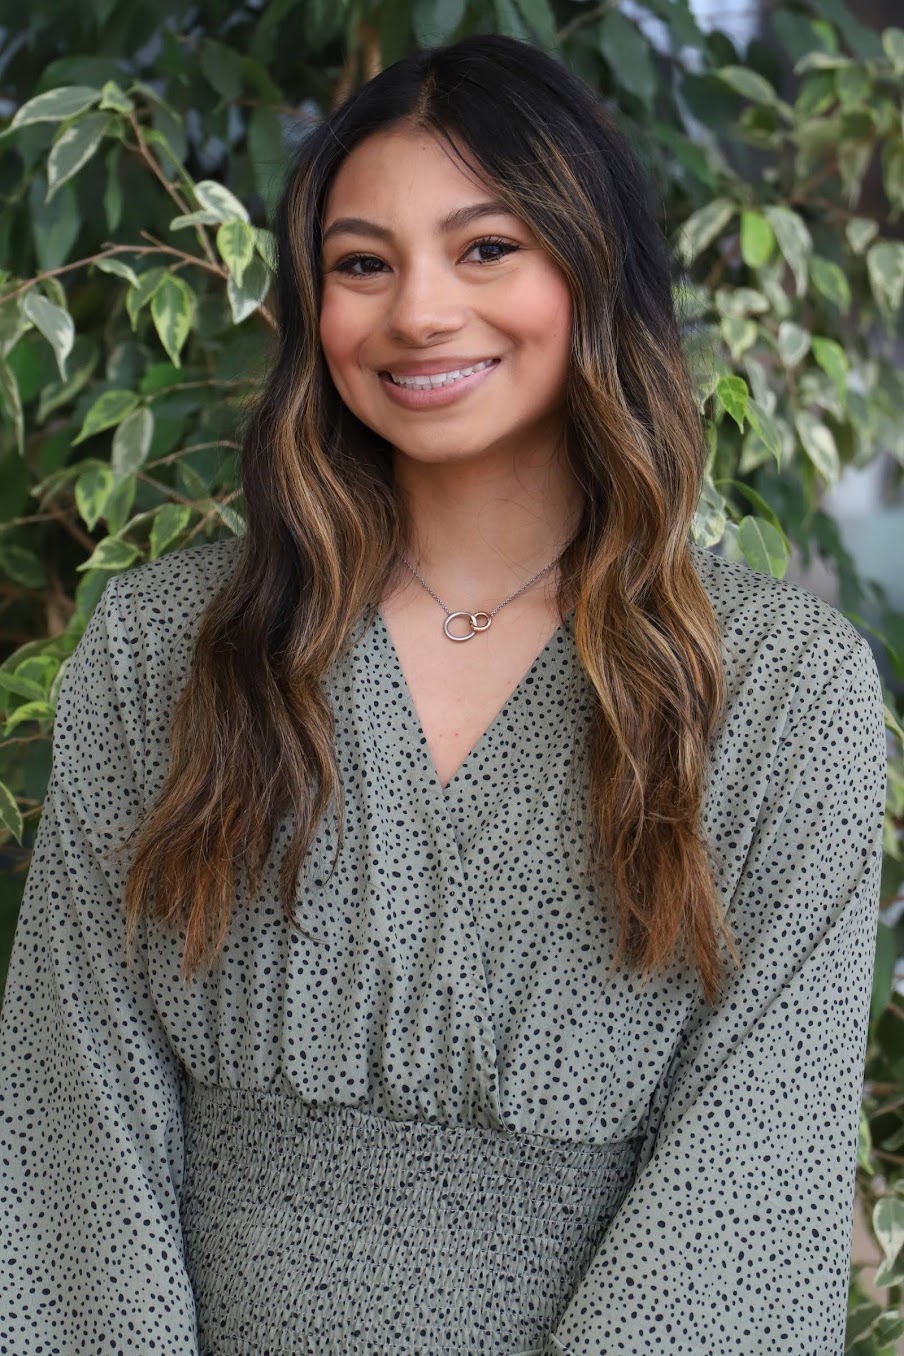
89;536;244;722
688;539;866;664
111;534;243;628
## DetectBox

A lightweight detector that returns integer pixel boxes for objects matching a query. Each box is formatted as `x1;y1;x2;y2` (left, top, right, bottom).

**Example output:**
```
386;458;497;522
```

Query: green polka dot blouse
0;534;888;1354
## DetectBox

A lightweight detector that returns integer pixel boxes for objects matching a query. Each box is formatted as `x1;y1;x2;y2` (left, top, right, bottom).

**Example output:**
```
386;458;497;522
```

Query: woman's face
318;126;573;468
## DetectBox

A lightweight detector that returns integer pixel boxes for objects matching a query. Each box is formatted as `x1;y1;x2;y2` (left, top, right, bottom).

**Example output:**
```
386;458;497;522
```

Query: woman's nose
383;262;469;341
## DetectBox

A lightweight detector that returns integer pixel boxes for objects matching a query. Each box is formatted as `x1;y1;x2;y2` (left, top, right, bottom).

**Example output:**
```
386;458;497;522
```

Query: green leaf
254;227;277;271
846;216;878;254
513;0;557;48
861;1111;872;1177
714;478;783;532
193;179;250;223
492;0;531;41
169;210;222;231
21;654;58;690
715;65;781;106
793;51;848;73
0;781;23;845
795;71;837;119
29;175;79;271
794;409;840;484
139;362;182;395
737;516;790;578
217;220;255;287
0;668;45;710
126;267;166;331
0;357;24;455
73;388;140;444
746;398;783;467
691;476;727;548
103;475;137;536
103;143;123;232
0;542;45;589
11;85;101;128
75;464;116;530
835;64;871;108
213;502;245;534
866;240;904;317
714;287;769;318
740;210;775;268
838;139;872;208
98;80;133;113
21;292;74;380
75;536;142;572
143;125;189;179
149;503;192;560
111;407;154;474
598;12;656;107
763;205;812;297
777;320;810;368
719;314;757;360
226;253;271;324
809;254;851;313
0;298;32;358
199;39;244;102
46;112;110;201
150;274;197;367
94;256;140;288
674;198;736;267
883;141;904;211
413;0;466;45
810;336;849;406
883;27;904;73
36;334;98;422
874;1196;904;1269
716;374;748;429
651;122;719;190
4;700;56;734
247;105;285;215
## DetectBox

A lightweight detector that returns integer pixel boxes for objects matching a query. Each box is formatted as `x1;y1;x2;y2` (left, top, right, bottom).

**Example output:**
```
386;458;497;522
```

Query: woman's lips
377;358;501;409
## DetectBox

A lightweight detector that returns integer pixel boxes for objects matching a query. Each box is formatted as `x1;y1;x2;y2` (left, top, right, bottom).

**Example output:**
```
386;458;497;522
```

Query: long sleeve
0;577;199;1354
544;626;888;1355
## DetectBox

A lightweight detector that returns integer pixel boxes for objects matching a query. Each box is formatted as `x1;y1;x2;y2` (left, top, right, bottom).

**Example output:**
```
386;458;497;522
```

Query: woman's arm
544;625;888;1355
0;576;199;1354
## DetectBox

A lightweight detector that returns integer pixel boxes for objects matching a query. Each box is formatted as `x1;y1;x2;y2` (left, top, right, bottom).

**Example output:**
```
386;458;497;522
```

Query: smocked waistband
180;1081;641;1356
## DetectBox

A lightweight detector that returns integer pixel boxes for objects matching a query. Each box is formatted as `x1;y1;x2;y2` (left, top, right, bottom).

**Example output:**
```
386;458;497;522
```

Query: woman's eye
331;236;519;278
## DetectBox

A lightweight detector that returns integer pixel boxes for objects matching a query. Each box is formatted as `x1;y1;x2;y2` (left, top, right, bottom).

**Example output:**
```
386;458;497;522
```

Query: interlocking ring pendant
443;610;493;642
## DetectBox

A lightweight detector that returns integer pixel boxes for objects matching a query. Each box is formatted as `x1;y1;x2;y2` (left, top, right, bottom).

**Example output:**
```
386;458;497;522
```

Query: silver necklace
399;548;568;642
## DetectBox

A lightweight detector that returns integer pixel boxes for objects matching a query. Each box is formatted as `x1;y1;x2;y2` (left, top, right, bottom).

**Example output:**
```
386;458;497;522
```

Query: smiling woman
0;29;887;1356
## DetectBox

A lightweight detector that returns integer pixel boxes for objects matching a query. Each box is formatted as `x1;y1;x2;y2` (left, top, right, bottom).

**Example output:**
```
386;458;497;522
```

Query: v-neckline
375;606;575;801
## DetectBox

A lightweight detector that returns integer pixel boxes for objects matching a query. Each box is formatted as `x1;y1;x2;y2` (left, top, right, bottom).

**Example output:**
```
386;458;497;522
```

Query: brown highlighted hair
119;33;739;1004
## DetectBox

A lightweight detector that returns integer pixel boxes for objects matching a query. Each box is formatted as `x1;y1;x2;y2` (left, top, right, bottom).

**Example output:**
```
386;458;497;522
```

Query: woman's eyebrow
321;199;515;246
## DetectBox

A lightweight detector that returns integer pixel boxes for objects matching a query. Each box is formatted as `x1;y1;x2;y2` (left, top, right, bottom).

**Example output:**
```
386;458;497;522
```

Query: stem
183;488;244;544
138;230;227;280
126;113;218;267
556;2;612;42
47;504;98;555
145;439;242;468
0;243;151;305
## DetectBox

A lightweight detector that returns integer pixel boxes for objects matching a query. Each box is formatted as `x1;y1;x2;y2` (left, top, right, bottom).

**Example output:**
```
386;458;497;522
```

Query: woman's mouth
377;358;501;409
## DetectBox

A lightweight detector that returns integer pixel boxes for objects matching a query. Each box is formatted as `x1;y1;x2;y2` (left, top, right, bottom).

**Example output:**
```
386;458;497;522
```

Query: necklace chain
399;548;568;642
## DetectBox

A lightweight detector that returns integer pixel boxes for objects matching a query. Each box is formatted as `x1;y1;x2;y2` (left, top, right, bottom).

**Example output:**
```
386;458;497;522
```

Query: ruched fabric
181;1080;642;1356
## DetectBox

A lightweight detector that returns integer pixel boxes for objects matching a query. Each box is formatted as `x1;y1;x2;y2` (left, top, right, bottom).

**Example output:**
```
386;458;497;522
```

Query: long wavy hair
119;33;740;1005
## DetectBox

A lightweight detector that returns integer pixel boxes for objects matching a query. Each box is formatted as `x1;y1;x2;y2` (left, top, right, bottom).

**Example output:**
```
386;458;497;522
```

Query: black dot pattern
0;536;887;1355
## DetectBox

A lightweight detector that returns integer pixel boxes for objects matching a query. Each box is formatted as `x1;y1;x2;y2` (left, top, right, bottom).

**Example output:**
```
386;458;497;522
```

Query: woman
0;32;888;1356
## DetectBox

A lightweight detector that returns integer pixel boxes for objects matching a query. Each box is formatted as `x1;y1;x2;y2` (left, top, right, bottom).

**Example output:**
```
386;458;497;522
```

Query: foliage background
1;0;903;1345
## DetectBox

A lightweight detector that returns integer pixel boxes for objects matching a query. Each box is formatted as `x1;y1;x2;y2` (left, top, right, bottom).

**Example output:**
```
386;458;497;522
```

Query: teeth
388;359;495;389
